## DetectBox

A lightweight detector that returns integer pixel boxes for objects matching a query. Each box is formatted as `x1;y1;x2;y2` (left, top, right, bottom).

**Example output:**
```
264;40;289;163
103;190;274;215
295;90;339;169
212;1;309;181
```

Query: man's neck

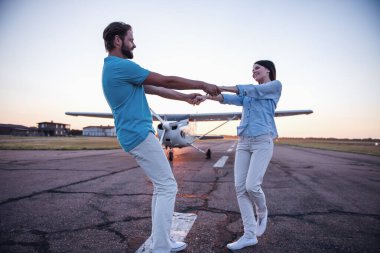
108;50;125;59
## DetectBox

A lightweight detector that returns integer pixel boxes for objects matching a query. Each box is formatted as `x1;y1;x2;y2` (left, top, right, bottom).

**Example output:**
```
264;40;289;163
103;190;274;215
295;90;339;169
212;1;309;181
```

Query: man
102;22;220;253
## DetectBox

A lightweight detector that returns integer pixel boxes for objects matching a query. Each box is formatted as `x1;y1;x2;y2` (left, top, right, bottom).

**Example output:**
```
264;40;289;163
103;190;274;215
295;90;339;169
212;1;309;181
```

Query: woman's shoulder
266;80;282;91
266;80;282;86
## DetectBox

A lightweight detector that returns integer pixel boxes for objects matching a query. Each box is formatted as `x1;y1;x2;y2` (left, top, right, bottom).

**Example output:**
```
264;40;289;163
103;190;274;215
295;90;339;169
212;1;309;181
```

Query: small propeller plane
66;109;313;161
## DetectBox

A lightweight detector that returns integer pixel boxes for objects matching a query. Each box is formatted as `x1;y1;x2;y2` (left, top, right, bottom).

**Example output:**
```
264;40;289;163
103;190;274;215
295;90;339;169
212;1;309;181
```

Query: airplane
66;109;313;161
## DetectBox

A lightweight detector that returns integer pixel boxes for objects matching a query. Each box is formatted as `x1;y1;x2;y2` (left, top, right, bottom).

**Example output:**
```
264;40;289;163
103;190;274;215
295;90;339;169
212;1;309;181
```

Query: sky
0;0;379;139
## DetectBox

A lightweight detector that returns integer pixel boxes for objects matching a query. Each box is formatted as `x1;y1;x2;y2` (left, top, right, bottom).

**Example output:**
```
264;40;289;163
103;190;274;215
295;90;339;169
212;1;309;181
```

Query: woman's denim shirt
221;80;282;138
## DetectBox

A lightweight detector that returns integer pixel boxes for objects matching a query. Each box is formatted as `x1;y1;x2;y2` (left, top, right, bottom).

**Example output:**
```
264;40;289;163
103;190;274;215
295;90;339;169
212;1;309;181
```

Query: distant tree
69;129;82;136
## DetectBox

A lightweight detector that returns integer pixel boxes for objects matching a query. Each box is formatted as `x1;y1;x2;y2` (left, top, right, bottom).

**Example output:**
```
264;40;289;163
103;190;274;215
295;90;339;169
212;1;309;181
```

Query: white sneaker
227;235;258;250
256;211;268;236
170;240;187;252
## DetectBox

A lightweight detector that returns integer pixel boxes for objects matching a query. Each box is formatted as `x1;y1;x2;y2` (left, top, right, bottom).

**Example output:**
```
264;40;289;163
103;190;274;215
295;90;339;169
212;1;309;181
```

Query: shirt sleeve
237;80;282;100
220;93;243;106
119;60;150;86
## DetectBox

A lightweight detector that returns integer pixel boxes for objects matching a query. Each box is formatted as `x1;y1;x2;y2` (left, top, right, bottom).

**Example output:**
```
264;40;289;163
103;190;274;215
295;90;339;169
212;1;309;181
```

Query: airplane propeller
150;108;175;144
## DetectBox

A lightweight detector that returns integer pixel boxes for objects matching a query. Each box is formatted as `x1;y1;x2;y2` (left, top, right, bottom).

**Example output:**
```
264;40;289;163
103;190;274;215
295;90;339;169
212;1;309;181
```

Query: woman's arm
238;80;282;99
195;92;243;106
219;86;239;94
193;85;238;103
205;94;224;102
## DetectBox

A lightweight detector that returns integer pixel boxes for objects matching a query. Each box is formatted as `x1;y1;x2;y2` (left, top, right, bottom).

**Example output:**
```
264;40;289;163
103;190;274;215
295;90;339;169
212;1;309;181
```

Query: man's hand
201;83;221;96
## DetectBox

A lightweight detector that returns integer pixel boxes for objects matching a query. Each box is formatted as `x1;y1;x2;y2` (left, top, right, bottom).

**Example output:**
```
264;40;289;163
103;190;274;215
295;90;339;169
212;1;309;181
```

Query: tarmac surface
0;140;379;253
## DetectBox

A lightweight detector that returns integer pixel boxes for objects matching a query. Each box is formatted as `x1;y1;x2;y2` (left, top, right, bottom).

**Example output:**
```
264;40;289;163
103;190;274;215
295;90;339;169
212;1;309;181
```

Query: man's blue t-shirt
102;56;154;152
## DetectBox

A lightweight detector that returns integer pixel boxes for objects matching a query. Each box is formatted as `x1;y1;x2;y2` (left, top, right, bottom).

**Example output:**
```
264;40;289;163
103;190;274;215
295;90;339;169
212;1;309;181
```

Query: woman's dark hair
255;60;276;81
103;22;132;52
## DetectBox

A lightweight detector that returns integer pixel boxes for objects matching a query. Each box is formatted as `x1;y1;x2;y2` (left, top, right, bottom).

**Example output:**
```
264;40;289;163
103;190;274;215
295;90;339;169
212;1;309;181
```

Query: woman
200;60;281;250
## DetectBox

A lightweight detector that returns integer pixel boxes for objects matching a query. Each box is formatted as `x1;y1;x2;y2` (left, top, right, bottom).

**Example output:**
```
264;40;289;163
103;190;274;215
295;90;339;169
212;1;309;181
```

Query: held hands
197;94;223;102
184;94;210;105
185;85;224;105
185;93;203;105
193;95;208;104
201;83;221;96
186;94;223;105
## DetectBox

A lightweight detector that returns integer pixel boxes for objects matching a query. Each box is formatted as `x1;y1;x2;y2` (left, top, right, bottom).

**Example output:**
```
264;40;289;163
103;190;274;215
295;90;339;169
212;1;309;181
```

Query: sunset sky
0;0;379;138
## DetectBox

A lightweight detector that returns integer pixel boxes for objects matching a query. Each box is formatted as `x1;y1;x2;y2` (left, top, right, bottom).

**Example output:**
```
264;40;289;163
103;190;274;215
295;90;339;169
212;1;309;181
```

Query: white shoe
227;235;258;250
170;240;187;252
256;211;268;236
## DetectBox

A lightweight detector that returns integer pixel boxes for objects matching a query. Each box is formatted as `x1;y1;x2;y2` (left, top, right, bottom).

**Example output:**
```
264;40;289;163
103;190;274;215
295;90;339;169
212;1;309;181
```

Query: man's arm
142;72;220;96
144;85;202;105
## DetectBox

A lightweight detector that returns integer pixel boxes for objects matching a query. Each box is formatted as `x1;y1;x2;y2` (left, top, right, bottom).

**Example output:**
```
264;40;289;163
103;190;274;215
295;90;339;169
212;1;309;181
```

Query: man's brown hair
103;22;131;52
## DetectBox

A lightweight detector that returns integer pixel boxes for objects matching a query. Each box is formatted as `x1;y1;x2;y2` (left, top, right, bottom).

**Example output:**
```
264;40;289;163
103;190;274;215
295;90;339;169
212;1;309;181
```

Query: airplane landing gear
168;149;174;162
166;146;210;161
206;149;211;159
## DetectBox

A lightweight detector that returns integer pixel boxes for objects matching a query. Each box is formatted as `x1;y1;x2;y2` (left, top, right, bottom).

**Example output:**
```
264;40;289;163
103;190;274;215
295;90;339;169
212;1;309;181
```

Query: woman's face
252;64;270;84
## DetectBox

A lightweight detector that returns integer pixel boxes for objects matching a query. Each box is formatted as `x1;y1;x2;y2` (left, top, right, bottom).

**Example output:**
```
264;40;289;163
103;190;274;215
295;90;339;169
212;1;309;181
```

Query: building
0;124;30;136
0;122;70;136
37;121;70;136
83;125;116;137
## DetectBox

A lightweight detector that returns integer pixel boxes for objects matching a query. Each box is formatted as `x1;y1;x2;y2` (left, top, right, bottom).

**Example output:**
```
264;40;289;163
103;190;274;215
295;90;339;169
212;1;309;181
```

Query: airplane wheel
168;151;173;161
206;149;211;159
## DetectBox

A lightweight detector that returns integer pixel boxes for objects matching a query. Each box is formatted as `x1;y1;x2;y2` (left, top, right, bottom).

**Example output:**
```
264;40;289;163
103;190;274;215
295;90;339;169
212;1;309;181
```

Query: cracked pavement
0;141;379;253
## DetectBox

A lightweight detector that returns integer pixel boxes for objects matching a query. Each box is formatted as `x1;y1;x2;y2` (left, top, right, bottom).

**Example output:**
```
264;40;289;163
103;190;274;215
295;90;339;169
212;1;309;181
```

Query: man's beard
121;42;133;59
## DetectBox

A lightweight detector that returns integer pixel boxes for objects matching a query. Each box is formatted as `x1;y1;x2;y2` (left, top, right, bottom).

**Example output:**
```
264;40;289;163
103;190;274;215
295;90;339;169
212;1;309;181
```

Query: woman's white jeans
129;133;177;253
234;134;273;238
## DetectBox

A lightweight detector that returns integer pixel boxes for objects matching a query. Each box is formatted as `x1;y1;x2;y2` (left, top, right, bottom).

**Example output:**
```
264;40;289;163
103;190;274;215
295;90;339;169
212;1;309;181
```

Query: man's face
121;30;136;59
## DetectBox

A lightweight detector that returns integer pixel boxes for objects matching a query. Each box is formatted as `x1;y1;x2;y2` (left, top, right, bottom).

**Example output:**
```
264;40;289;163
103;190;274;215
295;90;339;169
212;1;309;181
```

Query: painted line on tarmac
136;212;197;253
213;156;229;168
227;141;237;152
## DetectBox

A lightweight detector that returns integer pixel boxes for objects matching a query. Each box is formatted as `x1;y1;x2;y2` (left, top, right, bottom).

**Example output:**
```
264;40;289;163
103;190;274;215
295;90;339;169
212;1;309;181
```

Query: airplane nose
163;122;171;130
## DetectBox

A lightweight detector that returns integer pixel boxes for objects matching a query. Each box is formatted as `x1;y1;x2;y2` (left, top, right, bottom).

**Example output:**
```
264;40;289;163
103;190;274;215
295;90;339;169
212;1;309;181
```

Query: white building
83;126;116;137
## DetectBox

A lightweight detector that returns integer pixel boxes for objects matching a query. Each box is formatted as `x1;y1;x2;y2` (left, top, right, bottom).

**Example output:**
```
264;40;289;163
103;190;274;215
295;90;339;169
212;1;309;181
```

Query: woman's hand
185;93;204;105
194;94;223;103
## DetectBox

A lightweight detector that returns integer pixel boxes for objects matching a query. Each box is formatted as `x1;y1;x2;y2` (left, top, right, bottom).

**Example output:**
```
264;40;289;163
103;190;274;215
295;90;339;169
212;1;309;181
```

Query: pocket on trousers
252;135;272;148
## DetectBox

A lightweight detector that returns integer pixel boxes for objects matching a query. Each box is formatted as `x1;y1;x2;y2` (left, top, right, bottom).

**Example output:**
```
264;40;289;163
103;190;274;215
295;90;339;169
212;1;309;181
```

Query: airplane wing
65;112;113;118
197;135;224;140
65;109;313;121
274;109;313;117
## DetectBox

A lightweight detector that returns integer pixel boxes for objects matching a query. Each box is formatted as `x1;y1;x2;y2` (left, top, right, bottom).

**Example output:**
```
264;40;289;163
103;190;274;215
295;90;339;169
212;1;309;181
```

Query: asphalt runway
0;140;379;253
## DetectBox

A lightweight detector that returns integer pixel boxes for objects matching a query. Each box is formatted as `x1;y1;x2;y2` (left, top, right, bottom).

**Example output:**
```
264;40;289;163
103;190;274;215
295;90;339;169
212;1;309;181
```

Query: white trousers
234;134;273;238
129;133;177;253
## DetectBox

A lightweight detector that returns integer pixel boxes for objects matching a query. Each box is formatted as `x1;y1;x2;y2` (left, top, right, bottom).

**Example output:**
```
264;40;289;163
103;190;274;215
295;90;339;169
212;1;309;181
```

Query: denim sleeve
237;80;282;100
220;93;243;106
